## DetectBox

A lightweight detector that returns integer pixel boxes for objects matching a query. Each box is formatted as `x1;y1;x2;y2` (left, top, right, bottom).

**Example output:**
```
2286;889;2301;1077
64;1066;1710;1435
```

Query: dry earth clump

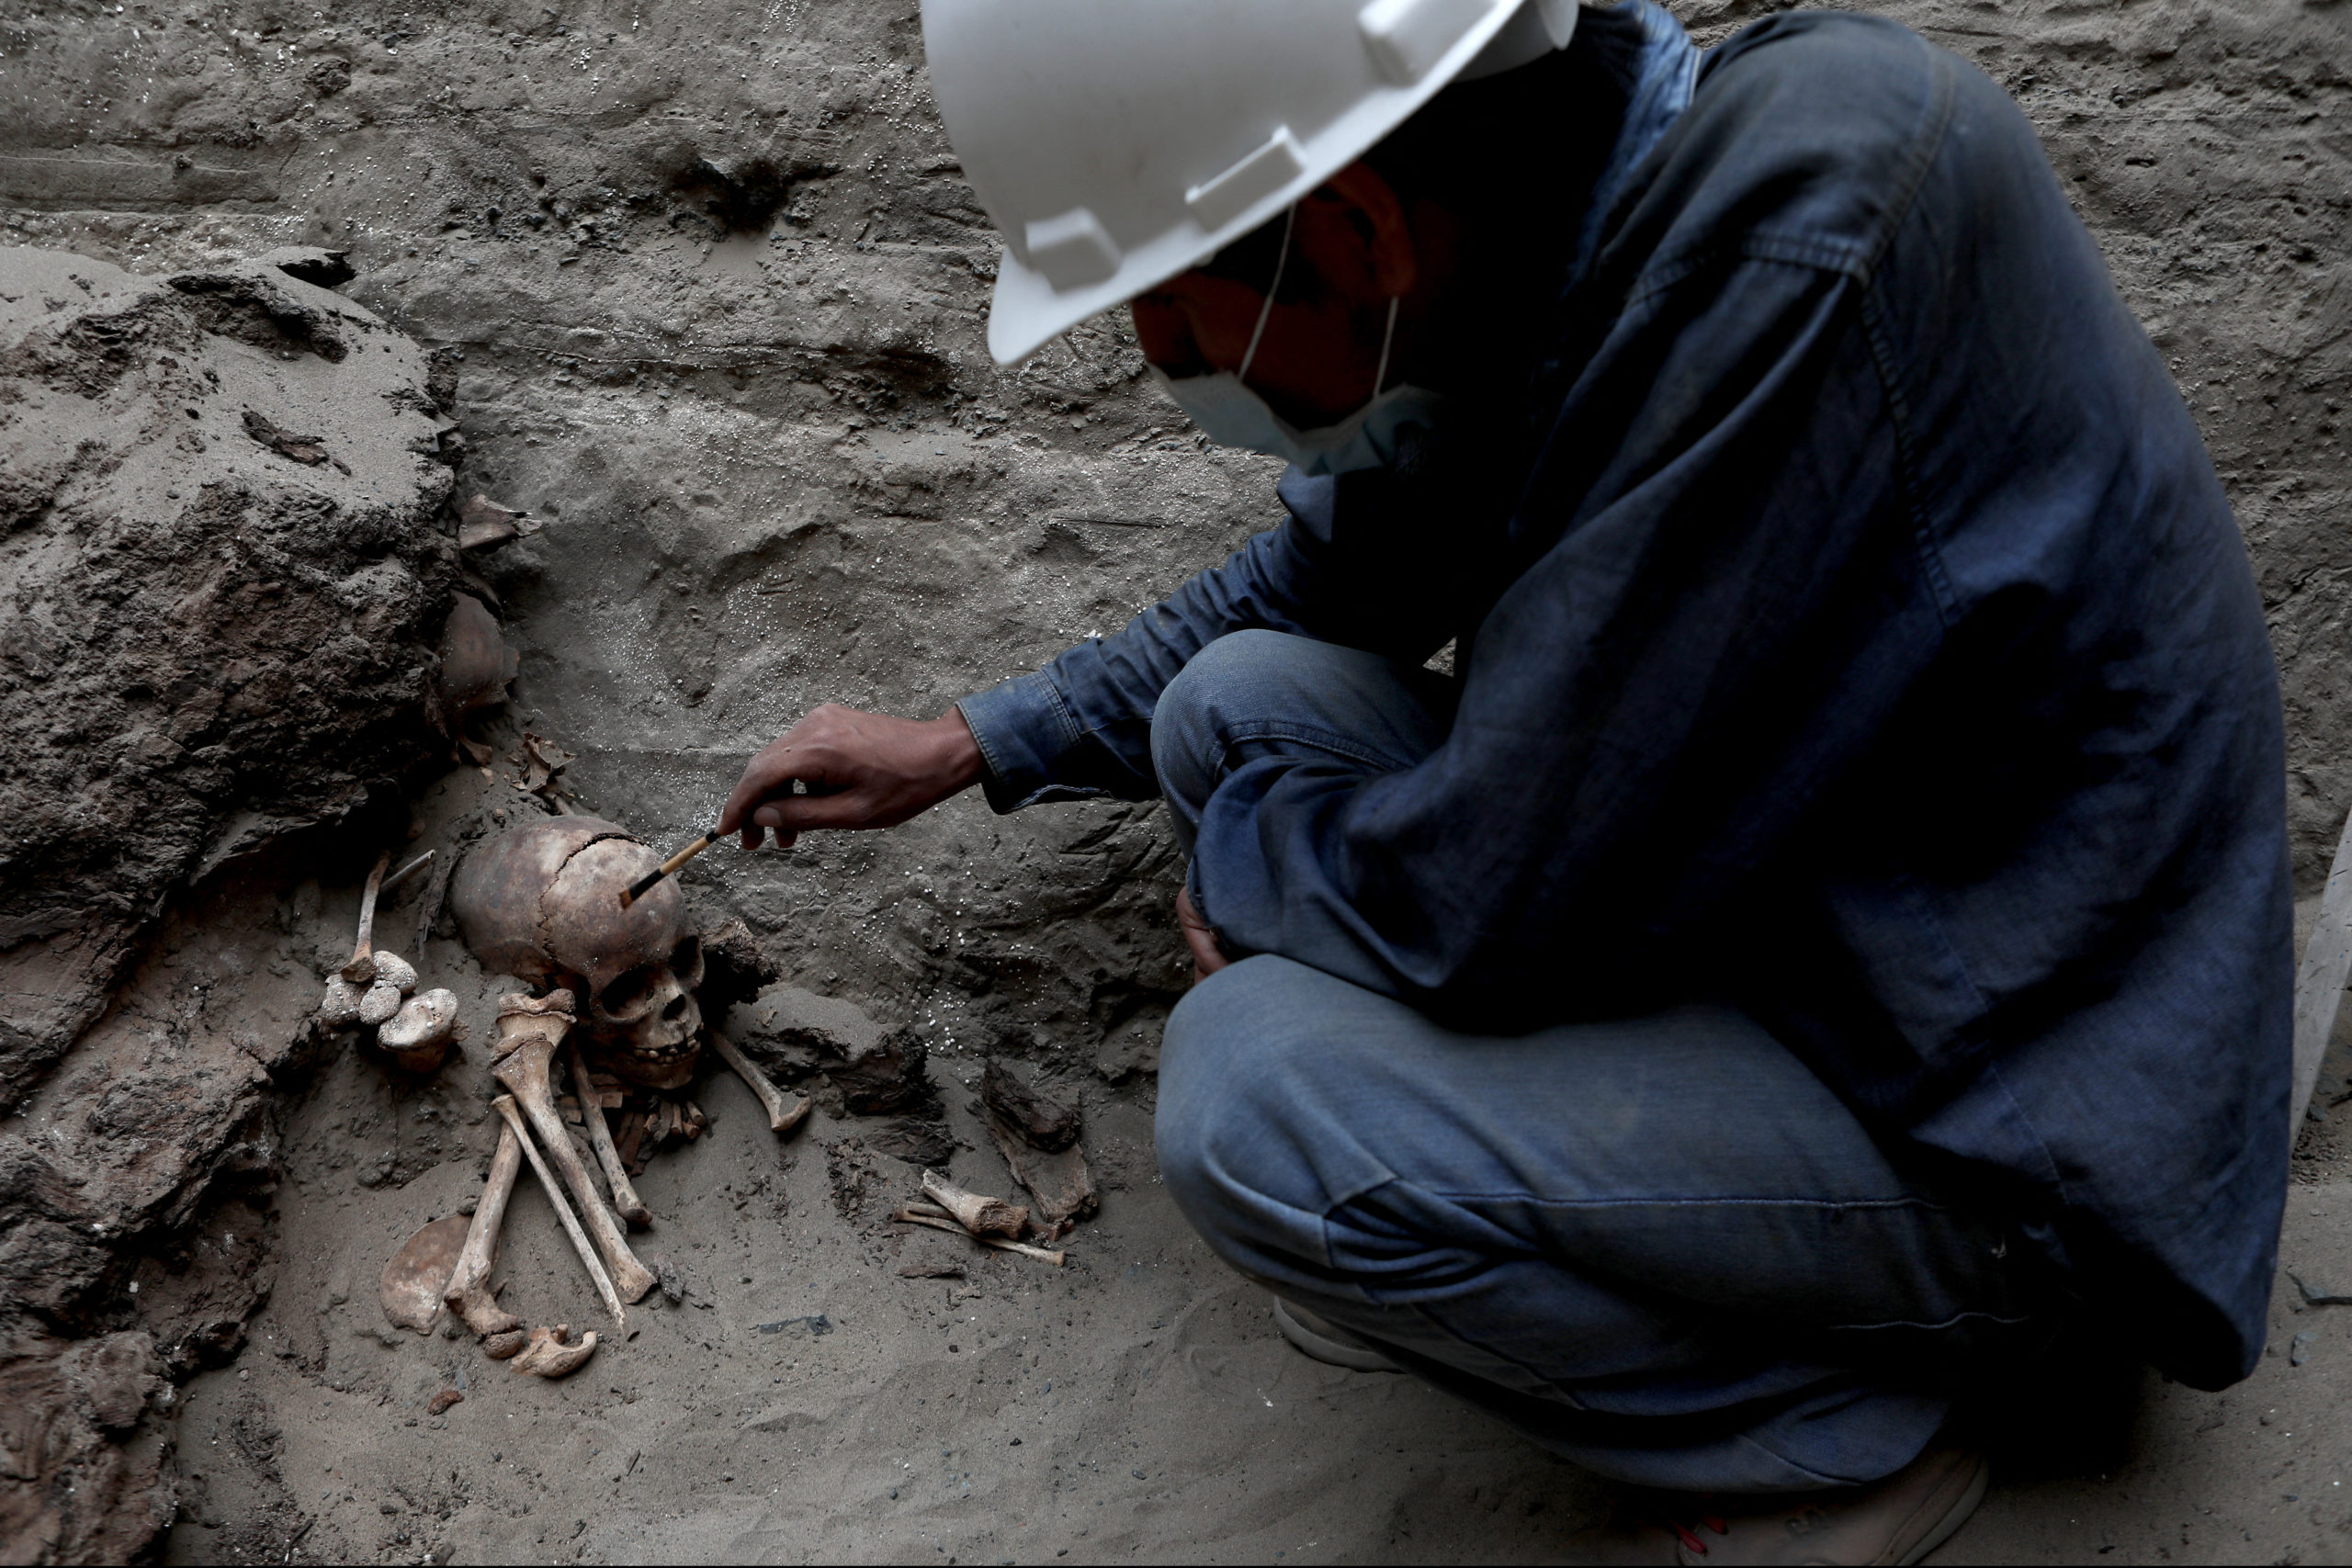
0;245;464;1560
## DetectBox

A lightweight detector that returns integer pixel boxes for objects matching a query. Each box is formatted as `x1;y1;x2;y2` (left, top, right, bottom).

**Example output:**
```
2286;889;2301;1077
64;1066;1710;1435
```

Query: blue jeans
1151;631;2043;1494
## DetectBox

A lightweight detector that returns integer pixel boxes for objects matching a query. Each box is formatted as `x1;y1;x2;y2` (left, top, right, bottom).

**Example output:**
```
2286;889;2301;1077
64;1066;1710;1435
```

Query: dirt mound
0;245;461;1103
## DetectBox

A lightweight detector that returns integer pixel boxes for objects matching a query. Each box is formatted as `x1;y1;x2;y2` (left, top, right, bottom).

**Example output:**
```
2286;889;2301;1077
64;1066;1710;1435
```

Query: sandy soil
6;0;2349;1560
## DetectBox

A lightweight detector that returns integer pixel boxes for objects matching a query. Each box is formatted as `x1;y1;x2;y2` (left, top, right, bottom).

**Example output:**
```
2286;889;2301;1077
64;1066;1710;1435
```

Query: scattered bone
445;1122;526;1338
492;1090;626;1327
379;1214;471;1334
708;1027;811;1135
456;493;541;552
339;850;393;985
426;1389;463;1416
509;1324;596;1378
492;995;656;1304
684;1100;709;1138
378;987;461;1073
481;1327;530;1359
571;1038;651;1228
918;1169;1029;1240
898;1261;966;1280
980;1108;1098;1240
616;1110;648;1170
380;849;436;898
516;731;576;809
438;592;518;739
981;1058;1081;1152
370;952;419;992
891;1207;1066;1268
358;979;404;1026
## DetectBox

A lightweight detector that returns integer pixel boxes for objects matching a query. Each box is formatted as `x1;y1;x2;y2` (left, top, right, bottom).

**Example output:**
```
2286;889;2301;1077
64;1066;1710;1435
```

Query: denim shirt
958;10;2290;1390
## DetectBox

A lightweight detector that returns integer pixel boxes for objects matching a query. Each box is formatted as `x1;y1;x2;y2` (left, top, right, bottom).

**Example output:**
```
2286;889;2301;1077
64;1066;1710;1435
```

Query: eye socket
596;964;659;1021
671;934;704;988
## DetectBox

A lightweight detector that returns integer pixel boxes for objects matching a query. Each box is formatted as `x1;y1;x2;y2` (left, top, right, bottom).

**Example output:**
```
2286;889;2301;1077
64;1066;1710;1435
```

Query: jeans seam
1413;1193;1966;1214
1216;719;1424;775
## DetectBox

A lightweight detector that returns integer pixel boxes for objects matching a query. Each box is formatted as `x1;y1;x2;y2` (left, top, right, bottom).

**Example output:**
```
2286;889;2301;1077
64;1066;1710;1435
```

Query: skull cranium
449;818;705;1089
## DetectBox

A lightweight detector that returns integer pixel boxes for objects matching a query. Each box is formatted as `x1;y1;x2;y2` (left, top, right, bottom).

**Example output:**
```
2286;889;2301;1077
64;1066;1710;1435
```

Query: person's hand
1176;886;1229;986
718;704;986;851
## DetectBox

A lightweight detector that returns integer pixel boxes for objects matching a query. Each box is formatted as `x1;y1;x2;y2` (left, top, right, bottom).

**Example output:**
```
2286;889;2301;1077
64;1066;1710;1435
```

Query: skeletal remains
320;849;461;1072
360;812;1080;1380
370;817;812;1376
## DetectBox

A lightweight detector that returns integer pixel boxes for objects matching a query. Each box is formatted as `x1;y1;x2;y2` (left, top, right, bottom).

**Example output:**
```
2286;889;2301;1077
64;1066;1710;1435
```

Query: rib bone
492;995;656;1303
444;1121;526;1337
570;1038;651;1227
492;1093;625;1327
707;1027;810;1135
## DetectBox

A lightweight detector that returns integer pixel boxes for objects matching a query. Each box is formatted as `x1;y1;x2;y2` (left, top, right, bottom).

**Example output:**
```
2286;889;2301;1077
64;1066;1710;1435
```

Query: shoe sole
1272;1298;1401;1373
1899;1450;1990;1566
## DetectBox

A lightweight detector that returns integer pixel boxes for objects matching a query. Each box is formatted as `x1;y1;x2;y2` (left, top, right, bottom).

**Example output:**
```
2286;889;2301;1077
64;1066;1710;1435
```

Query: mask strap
1371;295;1399;399
1237;204;1295;385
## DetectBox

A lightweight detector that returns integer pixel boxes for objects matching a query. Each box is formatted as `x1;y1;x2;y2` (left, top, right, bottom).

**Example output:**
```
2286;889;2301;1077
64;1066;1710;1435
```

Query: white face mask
1152;207;1447;477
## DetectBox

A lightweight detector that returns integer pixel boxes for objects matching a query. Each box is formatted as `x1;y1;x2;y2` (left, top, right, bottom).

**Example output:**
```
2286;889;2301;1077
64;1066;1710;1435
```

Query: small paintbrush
618;827;721;908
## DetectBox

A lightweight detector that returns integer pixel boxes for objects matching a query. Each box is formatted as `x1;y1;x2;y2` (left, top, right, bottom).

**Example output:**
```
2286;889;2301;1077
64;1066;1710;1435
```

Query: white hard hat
923;0;1578;366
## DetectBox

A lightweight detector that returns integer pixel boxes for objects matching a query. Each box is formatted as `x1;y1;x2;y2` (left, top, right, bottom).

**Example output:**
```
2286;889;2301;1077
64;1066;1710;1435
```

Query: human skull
448;817;706;1089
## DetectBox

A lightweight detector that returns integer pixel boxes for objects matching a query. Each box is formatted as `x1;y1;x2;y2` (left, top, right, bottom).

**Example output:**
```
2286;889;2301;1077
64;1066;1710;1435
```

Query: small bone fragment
370;951;418;993
919;1169;1029;1240
492;997;656;1303
380;1214;471;1333
708;1027;811;1135
457;493;540;552
445;1122;526;1337
427;1389;463;1416
570;1039;651;1227
359;979;403;1026
379;987;461;1073
341;850;393;984
319;976;365;1027
509;1324;596;1378
492;1093;626;1327
481;1327;530;1359
891;1208;1066;1267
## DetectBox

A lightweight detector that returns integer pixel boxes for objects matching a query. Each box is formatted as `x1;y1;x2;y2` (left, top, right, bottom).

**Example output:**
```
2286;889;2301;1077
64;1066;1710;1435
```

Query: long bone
340;850;393;985
707;1027;811;1135
492;1093;626;1326
491;994;656;1303
569;1038;652;1227
444;1121;526;1337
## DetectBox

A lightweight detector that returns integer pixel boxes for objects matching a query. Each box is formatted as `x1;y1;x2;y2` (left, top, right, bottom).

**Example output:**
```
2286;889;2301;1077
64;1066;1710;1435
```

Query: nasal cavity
662;993;689;1021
